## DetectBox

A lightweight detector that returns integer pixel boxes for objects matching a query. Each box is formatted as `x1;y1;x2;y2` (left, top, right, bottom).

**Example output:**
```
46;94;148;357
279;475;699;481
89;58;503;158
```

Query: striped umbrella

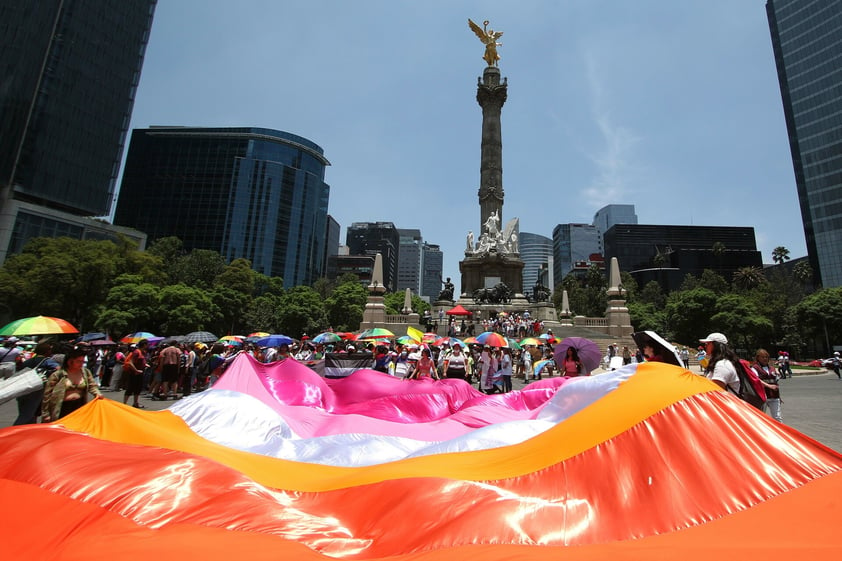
475;331;509;348
0;315;79;336
520;337;544;347
120;331;157;344
312;332;342;344
507;338;523;350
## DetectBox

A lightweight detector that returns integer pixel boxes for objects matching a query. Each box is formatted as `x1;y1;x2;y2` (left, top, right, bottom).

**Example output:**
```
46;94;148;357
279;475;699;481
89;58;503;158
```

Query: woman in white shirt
700;332;739;393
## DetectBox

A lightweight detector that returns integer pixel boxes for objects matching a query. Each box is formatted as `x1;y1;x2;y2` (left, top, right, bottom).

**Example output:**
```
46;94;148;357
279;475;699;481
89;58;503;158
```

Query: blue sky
123;0;804;286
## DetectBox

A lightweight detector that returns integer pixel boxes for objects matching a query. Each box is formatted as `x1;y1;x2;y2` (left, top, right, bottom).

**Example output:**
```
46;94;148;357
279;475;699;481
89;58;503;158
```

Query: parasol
0;316;79;337
553;337;601;373
631;331;683;367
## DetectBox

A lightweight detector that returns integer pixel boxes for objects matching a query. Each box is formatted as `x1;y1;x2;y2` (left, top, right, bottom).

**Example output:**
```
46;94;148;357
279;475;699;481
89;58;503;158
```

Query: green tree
709;293;774;352
383;291;431;316
146;236;185;283
665;287;718;344
276;286;328;337
0;237;122;330
772;246;791;265
95;274;161;335
638;280;666;308
243;294;283;333
627;301;667;334
698;269;729;295
793;261;813;285
210;258;256;334
156;284;221;334
792;287;842;354
732;266;765;292
171;249;226;288
325;282;367;331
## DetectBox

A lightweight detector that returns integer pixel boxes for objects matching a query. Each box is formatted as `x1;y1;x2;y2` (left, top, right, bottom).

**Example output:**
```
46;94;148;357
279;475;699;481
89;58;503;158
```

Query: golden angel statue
468;18;503;67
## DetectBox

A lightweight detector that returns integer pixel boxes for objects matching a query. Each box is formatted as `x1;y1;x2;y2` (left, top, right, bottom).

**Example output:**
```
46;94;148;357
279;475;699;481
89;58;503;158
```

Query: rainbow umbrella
396;335;419;345
0;315;79;336
462;336;479;345
120;331;157;344
219;335;244;343
312;332;342;344
520;337;544;347
422;332;440;343
356;328;394;341
436;336;464;347
475;331;509;348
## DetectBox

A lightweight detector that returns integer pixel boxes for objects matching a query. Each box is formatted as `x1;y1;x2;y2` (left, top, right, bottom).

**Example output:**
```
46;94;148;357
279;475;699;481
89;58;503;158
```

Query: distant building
326;254;375;285
552;223;603;283
603;224;762;292
767;0;842;287
593;204;638;237
519;232;552;294
346;222;400;291
397;229;423;294
0;0;157;260
420;243;443;301
324;215;340;275
114;126;331;287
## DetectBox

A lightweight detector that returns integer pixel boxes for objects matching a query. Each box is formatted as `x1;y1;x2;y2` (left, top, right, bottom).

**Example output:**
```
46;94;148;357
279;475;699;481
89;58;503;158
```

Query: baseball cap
699;333;728;345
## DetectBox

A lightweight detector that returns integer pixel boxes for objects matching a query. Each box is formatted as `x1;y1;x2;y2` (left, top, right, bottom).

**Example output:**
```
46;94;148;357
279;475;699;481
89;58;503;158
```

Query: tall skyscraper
421;243;444;301
552;223;602;282
519;232;552;293
768;0;842;287
114;126;331;287
593;204;638;238
0;0;156;260
346;222;400;291
324;215;341;276
397;229;423;294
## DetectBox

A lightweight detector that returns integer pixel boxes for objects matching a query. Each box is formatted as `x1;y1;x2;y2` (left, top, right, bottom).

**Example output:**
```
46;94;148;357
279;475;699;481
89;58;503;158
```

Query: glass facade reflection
0;0;155;215
114;127;330;286
519;232;552;293
768;0;842;287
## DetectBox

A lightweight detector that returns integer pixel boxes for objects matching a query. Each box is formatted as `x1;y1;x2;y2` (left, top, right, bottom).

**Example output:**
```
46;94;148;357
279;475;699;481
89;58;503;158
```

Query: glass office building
114;127;330;287
552;223;603;282
768;0;842;287
519;232;553;294
346;222;400;291
603;224;762;292
421;243;443;300
397;229;423;294
0;0;156;260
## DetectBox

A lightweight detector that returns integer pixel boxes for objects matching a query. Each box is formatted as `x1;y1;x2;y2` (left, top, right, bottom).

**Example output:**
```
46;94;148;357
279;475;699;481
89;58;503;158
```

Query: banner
323;352;375;378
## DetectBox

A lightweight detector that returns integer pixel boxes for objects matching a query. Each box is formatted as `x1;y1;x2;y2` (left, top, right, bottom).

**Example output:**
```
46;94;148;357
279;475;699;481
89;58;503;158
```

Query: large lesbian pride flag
1;354;841;559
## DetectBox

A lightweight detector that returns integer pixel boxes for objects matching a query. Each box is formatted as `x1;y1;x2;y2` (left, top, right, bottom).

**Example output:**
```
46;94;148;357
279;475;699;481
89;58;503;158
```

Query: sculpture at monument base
472;282;512;305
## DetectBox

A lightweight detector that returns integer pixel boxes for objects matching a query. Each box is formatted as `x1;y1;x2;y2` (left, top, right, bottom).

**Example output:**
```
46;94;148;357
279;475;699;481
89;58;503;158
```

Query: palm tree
733;266;765;291
793;261;813;284
772;246;791;265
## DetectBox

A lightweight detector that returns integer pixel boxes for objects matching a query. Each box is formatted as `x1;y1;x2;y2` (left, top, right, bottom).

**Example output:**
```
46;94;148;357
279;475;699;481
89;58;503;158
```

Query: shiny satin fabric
1;362;841;559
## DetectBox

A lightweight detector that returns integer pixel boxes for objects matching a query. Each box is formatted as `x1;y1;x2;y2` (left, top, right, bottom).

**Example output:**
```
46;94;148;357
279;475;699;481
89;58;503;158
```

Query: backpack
728;358;767;410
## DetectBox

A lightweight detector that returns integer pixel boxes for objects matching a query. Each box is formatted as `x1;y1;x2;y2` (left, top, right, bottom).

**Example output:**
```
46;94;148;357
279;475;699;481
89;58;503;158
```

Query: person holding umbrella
560;347;585;376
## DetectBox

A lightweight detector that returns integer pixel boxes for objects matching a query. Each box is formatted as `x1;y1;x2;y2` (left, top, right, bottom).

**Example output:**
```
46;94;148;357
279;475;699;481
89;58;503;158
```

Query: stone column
476;66;507;231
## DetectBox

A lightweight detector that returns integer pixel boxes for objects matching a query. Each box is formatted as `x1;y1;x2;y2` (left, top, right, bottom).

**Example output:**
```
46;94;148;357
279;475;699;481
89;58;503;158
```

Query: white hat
699;333;728;345
347;345;356;352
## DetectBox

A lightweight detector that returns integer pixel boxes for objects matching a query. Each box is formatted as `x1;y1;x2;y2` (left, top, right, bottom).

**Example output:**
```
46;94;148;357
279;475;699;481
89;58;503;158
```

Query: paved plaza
2;368;840;452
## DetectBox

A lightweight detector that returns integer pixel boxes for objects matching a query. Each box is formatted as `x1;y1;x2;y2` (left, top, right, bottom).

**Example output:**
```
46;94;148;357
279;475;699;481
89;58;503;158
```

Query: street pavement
2;367;840;452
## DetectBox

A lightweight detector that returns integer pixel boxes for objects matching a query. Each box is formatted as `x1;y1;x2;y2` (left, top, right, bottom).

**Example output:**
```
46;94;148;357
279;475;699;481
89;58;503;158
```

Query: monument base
459;252;524;297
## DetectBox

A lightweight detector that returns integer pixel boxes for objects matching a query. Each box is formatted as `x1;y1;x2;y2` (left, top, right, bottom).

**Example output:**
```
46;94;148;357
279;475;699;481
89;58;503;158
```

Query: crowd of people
0;325;822;427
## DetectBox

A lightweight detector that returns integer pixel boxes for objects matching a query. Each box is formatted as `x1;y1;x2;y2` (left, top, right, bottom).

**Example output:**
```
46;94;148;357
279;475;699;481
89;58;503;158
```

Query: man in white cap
699;332;739;393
